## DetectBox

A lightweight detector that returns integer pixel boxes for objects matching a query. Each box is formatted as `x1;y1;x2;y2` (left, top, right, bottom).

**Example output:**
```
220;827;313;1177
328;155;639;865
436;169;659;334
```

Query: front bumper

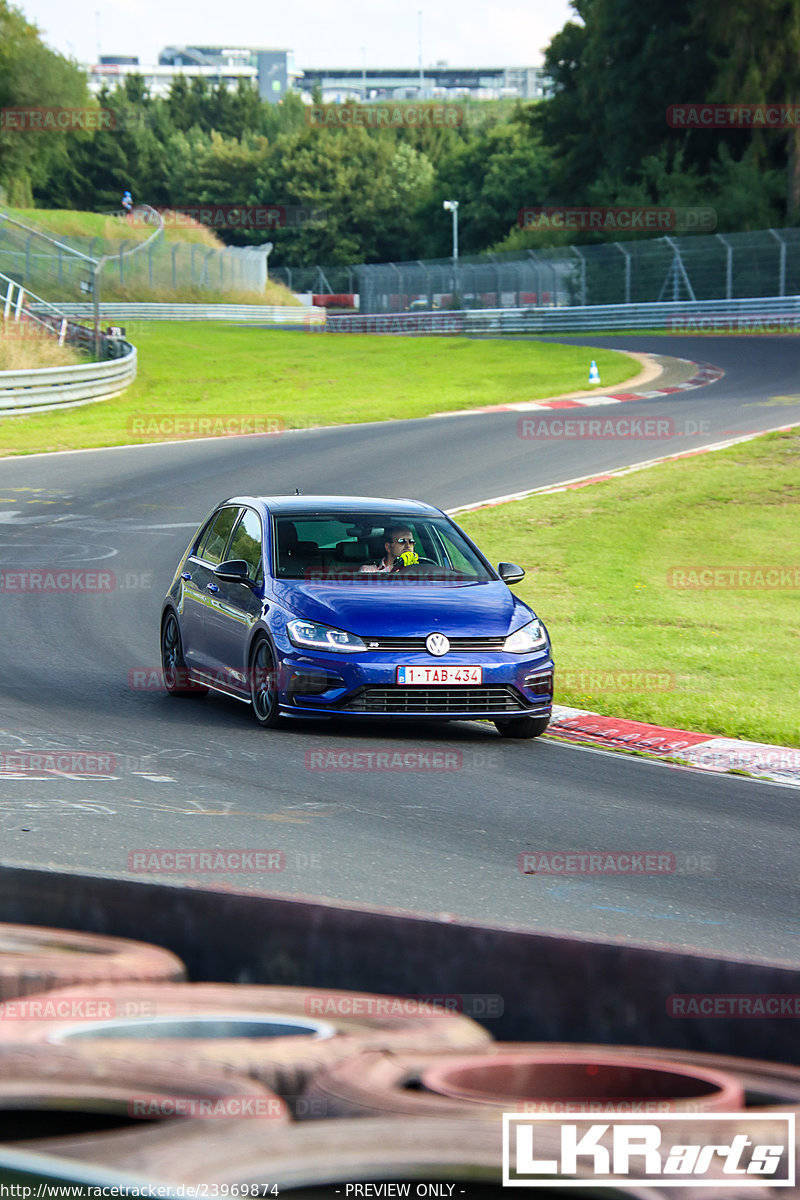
275;646;554;720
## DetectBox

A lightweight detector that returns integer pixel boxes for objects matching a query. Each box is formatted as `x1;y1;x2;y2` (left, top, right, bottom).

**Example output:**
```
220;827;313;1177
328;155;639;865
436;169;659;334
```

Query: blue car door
179;505;241;673
204;506;265;688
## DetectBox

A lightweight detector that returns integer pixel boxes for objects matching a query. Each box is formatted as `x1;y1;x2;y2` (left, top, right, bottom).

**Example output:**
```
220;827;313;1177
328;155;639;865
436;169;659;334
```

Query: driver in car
359;526;420;573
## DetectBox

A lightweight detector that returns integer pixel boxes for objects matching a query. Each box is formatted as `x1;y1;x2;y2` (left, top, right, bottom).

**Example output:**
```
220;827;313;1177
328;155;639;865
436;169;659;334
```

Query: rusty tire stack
0;922;797;1194
0;922;186;998
0;1041;286;1143
0;981;491;1102
301;1044;748;1118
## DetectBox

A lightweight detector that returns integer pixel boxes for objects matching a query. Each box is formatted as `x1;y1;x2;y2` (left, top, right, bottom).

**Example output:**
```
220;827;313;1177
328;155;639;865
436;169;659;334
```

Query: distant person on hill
121;190;133;216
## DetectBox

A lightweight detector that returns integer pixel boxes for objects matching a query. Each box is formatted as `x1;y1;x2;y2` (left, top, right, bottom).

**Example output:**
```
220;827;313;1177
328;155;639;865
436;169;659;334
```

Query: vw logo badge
426;632;450;657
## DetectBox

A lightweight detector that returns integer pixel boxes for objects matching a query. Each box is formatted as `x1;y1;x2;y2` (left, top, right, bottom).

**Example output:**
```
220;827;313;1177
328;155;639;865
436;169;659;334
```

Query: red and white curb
547;706;800;787
434;358;724;417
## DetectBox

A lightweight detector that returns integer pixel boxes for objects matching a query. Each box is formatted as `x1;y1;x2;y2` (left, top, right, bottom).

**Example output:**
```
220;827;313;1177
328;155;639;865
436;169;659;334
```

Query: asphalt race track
0;334;798;966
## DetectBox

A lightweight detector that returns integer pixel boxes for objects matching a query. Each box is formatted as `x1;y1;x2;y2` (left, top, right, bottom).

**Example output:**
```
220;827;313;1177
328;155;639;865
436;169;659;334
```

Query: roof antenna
294;487;302;495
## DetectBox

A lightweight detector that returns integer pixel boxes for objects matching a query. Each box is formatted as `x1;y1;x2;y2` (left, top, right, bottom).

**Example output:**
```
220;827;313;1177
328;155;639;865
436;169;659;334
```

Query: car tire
0;983;492;1106
301;1046;743;1119
0;1043;284;1145
249;635;281;728
24;1115;511;1190
161;611;207;697
0;922;186;1000
494;715;550;739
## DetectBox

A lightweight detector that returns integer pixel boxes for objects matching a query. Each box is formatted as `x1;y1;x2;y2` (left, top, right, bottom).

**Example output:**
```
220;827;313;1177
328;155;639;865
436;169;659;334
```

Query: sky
17;0;577;70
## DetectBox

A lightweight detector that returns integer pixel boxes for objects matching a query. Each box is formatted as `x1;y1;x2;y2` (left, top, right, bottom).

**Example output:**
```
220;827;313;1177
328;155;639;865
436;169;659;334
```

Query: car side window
227;508;263;581
196;507;241;566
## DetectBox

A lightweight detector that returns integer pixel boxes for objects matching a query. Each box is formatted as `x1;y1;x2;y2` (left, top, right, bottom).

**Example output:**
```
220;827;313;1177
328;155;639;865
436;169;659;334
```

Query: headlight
287;618;367;653
503;619;547;654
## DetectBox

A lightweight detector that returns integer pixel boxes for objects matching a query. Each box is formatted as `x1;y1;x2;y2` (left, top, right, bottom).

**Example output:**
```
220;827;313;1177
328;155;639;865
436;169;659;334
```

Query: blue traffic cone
588;360;601;384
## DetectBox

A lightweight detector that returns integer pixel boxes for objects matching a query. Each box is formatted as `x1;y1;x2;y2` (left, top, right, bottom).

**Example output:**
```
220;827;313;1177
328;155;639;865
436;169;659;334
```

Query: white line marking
448;421;800;513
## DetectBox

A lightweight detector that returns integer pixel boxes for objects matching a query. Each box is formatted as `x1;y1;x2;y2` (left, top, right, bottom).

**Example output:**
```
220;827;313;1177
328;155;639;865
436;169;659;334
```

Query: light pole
443;199;459;307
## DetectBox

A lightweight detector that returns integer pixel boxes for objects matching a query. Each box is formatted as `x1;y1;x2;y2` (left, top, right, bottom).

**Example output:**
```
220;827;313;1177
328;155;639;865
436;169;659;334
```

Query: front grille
340;686;527;715
362;636;507;652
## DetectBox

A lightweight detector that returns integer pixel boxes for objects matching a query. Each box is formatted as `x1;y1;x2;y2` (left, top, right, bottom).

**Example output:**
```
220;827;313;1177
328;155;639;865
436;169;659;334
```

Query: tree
0;0;89;204
693;0;800;217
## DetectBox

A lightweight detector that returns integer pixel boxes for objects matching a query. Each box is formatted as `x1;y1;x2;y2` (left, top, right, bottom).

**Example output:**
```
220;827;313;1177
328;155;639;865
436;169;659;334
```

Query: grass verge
0;324;638;455
457;428;800;747
9;207;223;247
0;329;81;370
4;209;299;306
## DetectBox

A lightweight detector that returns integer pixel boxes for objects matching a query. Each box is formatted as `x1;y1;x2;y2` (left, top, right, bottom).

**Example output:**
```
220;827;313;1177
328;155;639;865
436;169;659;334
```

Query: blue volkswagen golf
160;496;554;738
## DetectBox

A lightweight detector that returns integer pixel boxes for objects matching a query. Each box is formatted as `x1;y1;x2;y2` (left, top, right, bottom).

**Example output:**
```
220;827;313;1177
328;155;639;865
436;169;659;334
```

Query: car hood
272;579;531;638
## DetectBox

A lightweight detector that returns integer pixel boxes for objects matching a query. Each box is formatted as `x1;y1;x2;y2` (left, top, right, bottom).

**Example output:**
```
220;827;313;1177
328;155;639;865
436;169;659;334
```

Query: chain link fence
0;214;268;303
289;229;800;314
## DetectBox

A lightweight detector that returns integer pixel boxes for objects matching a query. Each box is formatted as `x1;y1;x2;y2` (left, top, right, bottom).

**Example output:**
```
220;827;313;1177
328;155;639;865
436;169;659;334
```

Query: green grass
0;325;638;456
457;428;800;747
8;207;224;247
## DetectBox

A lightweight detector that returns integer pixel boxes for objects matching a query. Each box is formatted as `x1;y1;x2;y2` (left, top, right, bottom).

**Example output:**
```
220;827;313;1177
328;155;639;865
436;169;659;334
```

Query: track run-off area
0;333;798;966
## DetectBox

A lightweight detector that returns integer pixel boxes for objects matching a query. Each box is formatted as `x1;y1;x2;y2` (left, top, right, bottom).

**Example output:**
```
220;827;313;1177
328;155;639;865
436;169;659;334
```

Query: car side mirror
498;562;525;584
214;558;251;583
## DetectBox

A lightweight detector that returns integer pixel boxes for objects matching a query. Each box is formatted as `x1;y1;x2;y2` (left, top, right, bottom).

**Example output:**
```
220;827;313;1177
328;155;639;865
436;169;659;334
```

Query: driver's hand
394;551;419;569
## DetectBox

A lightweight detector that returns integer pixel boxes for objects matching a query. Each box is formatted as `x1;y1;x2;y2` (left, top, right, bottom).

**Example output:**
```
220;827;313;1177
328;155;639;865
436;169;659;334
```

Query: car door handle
181;572;191;581
206;583;219;594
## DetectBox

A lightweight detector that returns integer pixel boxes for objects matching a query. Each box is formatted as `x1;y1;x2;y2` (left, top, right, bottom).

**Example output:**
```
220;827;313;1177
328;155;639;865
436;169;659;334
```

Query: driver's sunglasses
394;537;415;545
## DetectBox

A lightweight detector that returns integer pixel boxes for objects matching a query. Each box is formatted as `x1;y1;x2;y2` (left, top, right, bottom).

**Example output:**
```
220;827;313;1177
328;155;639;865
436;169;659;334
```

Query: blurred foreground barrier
15;1113;666;1196
0;865;797;1065
0;1043;282;1142
0;981;491;1104
0;921;184;998
303;1046;747;1118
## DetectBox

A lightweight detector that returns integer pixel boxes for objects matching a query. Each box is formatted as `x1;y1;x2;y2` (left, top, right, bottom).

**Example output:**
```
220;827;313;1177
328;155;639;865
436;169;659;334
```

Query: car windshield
271;513;494;582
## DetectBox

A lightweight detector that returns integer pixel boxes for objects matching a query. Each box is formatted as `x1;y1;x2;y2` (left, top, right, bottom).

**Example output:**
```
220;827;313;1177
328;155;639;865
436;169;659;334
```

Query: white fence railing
36;303;325;324
0;345;137;415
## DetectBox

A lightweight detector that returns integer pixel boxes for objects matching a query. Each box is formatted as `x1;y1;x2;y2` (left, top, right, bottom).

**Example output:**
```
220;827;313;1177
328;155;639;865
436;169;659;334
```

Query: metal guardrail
462;294;800;333
324;295;800;334
38;303;325;324
0;343;137;414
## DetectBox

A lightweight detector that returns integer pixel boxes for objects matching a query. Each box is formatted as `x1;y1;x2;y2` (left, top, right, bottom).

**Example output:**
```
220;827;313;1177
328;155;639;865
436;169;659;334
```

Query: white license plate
397;665;482;685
